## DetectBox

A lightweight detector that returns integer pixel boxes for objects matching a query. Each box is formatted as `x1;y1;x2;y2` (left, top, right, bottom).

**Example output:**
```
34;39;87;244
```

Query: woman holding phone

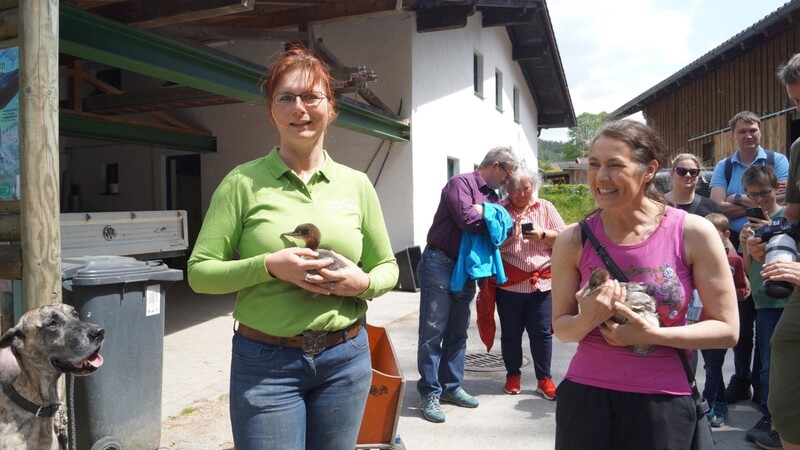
494;167;565;398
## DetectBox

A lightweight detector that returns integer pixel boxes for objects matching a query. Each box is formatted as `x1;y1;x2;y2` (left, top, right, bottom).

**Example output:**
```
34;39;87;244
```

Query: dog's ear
0;326;23;384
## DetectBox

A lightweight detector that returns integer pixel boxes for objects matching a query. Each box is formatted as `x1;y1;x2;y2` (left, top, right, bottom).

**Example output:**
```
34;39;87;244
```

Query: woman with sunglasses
187;46;399;449
664;153;721;217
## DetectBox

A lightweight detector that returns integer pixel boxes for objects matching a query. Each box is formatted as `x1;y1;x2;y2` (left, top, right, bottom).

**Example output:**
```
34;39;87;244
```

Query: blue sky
539;0;790;142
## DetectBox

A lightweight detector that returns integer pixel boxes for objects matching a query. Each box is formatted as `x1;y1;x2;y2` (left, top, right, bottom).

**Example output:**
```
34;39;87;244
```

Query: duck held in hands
281;223;345;272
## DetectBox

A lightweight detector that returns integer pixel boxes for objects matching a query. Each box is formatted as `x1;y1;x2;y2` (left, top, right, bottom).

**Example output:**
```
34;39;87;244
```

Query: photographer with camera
743;53;800;450
738;165;791;449
711;112;789;410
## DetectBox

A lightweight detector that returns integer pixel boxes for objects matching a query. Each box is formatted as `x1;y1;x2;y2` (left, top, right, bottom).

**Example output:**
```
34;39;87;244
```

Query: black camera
753;217;800;241
754;217;800;298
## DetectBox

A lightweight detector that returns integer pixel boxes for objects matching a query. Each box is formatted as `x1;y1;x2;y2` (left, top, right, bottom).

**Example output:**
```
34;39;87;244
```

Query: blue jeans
495;289;553;379
730;296;761;388
416;247;476;398
755;307;784;416
229;326;372;450
700;348;727;413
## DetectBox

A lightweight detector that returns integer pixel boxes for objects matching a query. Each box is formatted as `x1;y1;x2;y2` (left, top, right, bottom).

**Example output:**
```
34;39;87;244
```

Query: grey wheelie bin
61;256;183;450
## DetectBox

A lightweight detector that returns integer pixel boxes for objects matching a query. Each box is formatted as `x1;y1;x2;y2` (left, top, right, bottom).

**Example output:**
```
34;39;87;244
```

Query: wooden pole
19;0;61;309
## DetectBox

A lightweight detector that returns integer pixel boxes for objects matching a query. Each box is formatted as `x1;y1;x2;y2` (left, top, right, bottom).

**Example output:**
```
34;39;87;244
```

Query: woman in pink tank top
550;119;740;450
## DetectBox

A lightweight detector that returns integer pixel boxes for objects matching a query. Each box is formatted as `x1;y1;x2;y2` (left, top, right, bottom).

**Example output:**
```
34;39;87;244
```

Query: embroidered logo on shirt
325;198;359;212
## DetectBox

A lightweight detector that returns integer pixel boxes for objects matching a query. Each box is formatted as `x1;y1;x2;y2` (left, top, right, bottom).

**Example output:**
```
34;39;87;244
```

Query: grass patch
179;406;200;416
539;184;596;225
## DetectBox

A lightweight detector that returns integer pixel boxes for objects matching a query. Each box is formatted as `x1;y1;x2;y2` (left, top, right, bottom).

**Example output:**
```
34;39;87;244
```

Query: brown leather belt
236;317;365;356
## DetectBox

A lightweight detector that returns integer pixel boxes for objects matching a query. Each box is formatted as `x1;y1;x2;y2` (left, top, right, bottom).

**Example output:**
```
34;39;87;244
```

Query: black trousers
555;379;696;450
730;296;761;388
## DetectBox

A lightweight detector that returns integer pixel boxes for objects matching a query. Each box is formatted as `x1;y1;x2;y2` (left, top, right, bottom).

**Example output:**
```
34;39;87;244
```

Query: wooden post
19;0;61;309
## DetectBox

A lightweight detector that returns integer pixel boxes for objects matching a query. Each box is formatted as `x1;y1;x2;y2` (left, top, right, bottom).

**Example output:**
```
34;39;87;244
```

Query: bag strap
687;195;701;215
579;220;628;282
579;220;703;400
725;149;776;184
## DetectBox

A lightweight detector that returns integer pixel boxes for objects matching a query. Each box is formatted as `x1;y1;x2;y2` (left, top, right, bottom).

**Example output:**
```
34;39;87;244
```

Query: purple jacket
426;170;499;257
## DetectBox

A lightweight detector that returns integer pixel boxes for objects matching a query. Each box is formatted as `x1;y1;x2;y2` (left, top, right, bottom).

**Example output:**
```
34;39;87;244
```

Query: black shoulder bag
579;220;716;450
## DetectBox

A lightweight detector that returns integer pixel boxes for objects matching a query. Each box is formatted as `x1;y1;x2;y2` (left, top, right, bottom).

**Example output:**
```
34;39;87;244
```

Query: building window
473;52;483;98
702;142;715;165
513;85;520;123
447;157;459;179
495;69;503;111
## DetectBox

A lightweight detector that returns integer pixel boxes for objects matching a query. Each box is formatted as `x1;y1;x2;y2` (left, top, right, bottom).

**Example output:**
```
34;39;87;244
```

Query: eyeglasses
746;188;774;200
674;167;700;177
273;92;328;107
498;163;511;184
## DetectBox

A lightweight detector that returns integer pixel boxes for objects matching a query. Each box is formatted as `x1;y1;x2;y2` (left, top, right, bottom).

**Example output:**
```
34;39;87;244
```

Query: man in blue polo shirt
709;110;789;410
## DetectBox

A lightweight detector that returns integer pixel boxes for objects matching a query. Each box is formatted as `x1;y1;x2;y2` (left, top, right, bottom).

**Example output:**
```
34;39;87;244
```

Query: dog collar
1;382;61;417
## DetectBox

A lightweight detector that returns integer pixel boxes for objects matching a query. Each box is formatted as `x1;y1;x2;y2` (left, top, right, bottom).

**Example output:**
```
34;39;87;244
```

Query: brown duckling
281;223;345;272
581;268;660;355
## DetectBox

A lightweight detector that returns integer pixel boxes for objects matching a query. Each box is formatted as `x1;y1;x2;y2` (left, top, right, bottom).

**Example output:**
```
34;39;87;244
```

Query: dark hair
263;45;338;122
728;111;760;130
590;119;667;205
777;53;800;86
741;164;777;188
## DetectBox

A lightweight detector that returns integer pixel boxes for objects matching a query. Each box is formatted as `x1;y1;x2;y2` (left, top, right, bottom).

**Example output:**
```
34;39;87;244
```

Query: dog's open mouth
52;349;104;375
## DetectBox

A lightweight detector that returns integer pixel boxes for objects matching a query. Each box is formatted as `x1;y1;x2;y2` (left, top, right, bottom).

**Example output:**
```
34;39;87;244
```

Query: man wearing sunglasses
709;110;790;415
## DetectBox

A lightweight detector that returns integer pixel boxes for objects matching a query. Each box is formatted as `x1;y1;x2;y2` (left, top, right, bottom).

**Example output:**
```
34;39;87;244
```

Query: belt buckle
301;330;328;356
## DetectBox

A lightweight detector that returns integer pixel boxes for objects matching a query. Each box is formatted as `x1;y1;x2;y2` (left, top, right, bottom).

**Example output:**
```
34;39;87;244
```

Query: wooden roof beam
156;25;306;44
90;0;256;29
199;0;401;29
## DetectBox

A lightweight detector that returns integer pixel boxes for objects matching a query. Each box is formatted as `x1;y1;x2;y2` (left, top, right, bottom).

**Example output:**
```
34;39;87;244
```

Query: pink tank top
567;206;692;395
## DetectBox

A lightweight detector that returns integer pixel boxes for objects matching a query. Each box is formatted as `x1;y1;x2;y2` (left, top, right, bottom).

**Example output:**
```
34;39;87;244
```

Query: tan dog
581;268;660;355
0;304;104;450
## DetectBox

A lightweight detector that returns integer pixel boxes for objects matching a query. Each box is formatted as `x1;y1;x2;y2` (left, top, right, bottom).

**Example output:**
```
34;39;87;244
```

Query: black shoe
753;384;762;405
725;380;752;404
746;415;772;443
747;416;783;449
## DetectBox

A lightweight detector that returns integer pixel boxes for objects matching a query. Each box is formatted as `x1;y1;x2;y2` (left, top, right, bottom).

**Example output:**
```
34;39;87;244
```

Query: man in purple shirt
417;146;519;423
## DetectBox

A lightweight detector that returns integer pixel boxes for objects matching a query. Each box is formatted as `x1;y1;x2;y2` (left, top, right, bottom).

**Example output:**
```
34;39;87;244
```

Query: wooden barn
610;0;800;167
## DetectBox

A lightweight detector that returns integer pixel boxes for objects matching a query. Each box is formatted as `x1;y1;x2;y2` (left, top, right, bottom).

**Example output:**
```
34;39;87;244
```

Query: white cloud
538;0;788;143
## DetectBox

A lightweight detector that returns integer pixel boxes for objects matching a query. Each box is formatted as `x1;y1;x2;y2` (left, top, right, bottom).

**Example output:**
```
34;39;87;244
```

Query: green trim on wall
59;5;409;142
60;114;218;152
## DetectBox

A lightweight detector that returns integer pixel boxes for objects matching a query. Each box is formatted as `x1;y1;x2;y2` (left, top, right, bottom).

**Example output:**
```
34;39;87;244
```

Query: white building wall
60;11;546;257
410;13;540;247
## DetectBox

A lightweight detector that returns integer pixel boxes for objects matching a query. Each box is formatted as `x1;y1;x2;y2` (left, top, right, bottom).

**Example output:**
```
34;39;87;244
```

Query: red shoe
504;374;521;395
537;378;556;400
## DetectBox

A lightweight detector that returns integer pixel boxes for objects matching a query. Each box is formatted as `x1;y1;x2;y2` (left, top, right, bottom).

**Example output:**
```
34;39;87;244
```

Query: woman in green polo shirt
187;46;398;450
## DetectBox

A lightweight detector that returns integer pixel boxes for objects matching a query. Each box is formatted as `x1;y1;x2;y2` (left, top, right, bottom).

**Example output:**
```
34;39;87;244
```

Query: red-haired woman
187;46;398;450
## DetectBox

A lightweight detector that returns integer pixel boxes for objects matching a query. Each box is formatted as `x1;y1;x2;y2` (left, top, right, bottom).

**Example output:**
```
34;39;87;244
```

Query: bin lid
62;255;183;286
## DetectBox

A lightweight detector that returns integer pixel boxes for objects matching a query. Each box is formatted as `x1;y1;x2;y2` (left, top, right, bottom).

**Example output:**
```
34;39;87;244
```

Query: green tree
537;139;564;161
563;112;608;160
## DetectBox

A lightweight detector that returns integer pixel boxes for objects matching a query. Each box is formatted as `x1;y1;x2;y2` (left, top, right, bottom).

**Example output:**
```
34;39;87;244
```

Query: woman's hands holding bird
264;248;369;297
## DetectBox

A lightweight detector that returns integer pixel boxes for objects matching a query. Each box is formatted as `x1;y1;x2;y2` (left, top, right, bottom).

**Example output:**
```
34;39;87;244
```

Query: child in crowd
703;212;750;427
738;165;789;447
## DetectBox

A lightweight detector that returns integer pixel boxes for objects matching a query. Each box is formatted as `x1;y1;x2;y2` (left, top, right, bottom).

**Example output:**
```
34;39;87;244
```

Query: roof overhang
410;0;575;130
610;0;800;119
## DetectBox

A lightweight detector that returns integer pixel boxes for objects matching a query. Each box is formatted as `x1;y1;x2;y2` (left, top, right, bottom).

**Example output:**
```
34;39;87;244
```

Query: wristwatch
733;193;742;204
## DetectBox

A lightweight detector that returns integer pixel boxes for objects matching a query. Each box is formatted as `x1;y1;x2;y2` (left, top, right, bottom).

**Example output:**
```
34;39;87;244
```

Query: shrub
539;184;595;225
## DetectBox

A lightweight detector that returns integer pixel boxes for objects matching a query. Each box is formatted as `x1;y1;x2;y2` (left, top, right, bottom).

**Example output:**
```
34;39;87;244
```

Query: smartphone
746;207;767;221
521;222;533;232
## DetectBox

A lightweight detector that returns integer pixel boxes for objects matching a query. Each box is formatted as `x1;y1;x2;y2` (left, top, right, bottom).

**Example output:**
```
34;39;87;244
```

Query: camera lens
764;233;799;298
